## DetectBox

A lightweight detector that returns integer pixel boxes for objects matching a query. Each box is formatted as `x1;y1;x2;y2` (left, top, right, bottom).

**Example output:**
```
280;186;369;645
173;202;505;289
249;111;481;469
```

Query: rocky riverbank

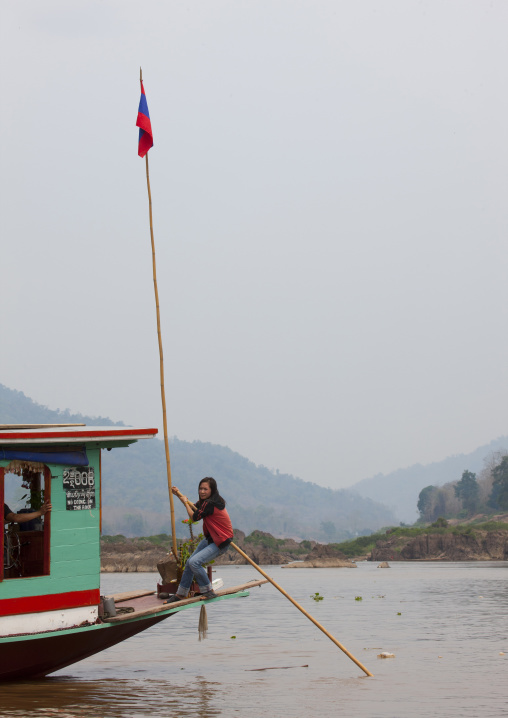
371;529;508;561
100;537;166;572
100;521;508;572
282;558;356;568
100;529;350;572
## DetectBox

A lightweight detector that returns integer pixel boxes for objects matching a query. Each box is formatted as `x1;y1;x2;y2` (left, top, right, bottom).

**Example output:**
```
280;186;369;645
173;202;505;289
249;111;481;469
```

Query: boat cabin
1;424;157;633
1;423;266;682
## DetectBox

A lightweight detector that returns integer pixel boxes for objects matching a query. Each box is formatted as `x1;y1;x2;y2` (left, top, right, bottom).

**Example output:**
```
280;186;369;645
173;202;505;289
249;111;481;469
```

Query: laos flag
136;81;153;157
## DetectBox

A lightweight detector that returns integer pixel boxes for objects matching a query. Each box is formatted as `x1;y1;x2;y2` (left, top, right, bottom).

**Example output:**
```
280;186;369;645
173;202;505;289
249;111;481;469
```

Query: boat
0;424;265;681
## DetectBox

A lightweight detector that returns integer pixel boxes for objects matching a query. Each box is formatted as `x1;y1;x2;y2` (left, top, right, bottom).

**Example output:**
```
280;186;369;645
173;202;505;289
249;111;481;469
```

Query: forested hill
100;437;395;539
0;384;124;427
0;384;395;540
350;435;508;523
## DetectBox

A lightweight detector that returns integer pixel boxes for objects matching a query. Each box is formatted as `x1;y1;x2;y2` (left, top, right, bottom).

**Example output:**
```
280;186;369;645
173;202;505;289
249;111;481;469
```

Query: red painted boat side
0;613;172;681
0;589;100;617
0;427;158;442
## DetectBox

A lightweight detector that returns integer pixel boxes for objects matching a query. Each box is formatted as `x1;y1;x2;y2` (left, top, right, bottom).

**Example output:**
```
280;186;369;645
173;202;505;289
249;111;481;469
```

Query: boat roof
0;424;158;448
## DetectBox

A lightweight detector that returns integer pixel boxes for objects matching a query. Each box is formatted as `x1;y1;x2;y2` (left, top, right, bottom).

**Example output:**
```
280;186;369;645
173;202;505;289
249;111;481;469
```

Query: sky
1;1;507;491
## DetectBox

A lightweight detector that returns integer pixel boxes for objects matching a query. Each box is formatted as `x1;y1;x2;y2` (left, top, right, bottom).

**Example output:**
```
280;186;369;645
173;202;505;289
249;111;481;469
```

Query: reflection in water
0;676;222;718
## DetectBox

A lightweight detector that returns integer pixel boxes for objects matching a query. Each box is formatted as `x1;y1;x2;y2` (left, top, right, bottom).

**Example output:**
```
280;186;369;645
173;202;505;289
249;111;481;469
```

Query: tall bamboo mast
140;68;178;559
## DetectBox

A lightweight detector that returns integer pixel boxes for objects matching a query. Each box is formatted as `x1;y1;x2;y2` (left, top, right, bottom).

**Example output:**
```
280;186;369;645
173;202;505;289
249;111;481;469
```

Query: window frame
1;464;52;581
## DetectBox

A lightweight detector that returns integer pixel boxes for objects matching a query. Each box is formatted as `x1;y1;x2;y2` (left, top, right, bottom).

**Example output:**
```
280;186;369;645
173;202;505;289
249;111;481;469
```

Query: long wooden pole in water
141;68;178;560
172;489;372;677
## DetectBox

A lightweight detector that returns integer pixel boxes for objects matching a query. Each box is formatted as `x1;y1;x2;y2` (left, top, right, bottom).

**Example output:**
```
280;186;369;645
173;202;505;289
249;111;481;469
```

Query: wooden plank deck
104;579;268;623
107;589;155;603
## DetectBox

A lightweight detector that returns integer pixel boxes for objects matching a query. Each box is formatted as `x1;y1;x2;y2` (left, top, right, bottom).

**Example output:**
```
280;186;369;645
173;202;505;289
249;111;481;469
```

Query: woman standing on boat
166;477;233;602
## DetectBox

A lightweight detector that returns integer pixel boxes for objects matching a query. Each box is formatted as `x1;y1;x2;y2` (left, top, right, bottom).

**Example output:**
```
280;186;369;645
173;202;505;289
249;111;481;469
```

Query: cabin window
1;463;51;580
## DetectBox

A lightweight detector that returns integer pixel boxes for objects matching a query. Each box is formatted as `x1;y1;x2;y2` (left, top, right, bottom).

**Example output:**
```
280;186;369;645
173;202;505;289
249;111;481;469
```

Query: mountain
0;385;124;427
4;384;507;533
100;436;400;538
0;384;395;540
349;436;508;523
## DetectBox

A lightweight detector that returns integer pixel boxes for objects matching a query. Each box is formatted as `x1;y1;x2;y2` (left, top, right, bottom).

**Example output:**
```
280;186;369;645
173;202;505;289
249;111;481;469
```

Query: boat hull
0;580;265;682
0;612;171;681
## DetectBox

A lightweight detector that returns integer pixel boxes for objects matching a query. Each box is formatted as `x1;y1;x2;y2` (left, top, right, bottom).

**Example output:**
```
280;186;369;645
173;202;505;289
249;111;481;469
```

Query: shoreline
100;520;508;572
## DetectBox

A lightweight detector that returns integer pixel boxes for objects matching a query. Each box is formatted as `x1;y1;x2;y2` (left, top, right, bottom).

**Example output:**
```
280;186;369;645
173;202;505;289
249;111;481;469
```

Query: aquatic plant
310;592;324;601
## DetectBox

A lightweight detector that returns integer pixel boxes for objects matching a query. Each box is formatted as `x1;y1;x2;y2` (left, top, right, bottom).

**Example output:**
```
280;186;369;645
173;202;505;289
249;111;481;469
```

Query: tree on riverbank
491;456;508;510
454;470;479;515
417;453;508;521
417;483;460;522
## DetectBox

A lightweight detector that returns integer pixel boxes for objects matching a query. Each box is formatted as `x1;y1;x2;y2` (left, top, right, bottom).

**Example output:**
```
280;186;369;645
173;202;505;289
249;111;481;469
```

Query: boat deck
104;579;268;622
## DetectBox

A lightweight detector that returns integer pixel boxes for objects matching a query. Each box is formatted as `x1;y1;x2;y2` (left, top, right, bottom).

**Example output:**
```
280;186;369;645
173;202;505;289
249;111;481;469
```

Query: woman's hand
39;501;52;516
172;487;195;519
171;486;188;504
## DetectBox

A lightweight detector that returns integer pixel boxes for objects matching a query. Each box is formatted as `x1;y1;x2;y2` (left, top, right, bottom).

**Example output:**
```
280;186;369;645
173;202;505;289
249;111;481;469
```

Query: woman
166;477;233;602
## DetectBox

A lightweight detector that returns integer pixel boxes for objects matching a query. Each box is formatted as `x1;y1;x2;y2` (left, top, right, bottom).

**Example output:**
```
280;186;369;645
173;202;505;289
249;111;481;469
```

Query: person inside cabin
3;501;52;525
164;477;233;602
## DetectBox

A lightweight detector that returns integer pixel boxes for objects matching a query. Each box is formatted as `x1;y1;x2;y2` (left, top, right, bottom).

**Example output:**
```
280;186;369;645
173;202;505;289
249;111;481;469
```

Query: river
2;562;507;717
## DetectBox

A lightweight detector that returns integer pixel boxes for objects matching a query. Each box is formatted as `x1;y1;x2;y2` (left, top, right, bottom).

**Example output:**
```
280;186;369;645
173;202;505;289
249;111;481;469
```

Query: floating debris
310;592;324;602
377;652;395;659
355;596;363;601
246;665;309;671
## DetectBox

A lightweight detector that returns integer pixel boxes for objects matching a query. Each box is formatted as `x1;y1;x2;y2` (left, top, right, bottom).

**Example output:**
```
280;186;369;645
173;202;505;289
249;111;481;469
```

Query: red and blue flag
136;81;153;157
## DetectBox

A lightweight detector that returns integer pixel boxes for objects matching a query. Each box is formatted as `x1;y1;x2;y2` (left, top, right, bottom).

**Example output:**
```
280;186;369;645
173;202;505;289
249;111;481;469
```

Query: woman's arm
171;487;195;520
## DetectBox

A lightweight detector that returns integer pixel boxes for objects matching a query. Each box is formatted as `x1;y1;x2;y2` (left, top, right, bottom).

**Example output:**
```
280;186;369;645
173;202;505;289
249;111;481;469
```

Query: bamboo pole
140;68;178;560
230;541;373;676
172;489;373;677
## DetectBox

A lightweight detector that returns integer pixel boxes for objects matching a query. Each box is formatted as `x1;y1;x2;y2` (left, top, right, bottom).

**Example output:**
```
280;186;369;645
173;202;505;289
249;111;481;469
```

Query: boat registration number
63;467;96;510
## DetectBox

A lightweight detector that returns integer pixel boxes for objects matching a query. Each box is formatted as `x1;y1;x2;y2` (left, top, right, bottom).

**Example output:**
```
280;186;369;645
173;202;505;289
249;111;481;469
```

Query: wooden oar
173;489;373;677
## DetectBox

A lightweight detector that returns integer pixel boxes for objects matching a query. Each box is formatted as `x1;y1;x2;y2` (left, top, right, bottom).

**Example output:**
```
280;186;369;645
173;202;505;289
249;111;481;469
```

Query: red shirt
193;499;233;548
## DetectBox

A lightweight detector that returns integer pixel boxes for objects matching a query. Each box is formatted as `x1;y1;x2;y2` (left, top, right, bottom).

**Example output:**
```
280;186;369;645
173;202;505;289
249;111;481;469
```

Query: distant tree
417;486;435;520
417;484;460;523
432;489;448;520
431;517;448;528
490;456;508;510
488;482;503;510
454;470;479;514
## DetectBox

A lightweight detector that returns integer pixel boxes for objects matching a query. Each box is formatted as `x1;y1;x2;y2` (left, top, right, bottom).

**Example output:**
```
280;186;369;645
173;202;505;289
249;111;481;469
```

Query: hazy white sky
1;1;507;490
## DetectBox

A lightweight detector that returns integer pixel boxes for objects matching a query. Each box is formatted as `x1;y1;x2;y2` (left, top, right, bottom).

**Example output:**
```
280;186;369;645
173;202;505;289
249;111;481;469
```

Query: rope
198;604;208;641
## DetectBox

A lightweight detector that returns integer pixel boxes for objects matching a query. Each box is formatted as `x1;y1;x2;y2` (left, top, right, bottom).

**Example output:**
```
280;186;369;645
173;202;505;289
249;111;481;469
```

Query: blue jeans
177;537;222;596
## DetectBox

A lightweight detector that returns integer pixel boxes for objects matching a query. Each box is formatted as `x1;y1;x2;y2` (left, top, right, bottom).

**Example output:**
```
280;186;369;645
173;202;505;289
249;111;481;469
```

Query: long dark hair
199;477;226;506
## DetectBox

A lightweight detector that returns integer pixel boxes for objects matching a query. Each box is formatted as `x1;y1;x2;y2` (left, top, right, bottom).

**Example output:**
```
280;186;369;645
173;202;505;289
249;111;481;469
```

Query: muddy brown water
1;562;507;717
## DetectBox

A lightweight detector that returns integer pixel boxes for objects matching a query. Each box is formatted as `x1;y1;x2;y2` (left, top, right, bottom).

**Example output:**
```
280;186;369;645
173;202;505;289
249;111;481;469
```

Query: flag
136;81;153;158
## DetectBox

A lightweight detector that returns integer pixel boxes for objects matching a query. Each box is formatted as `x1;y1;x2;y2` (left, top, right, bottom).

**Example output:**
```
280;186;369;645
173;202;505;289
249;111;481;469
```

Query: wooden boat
0;424;265;681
